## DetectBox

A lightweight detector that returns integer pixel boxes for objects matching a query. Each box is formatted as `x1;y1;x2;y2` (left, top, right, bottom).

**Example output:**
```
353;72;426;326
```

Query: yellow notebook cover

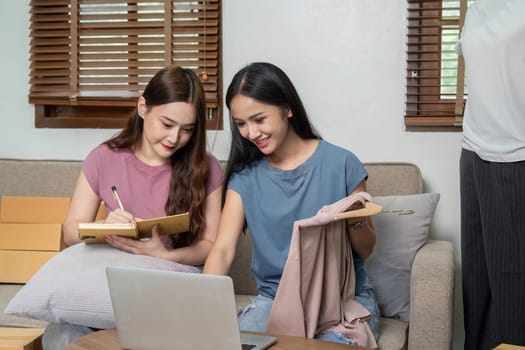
78;212;190;244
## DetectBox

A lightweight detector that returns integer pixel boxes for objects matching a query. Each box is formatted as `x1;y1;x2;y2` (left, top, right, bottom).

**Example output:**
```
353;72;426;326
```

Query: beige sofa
0;158;454;350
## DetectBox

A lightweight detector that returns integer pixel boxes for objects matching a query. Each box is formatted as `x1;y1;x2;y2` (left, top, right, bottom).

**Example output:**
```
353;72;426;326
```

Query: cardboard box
0;223;62;251
0;327;44;350
0;196;106;283
0;197;70;224
0;250;57;283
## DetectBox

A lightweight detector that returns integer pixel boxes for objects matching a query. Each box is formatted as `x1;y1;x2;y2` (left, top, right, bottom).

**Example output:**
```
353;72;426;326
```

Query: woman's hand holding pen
105;224;170;259
104;208;136;224
107;185;136;224
106;186;169;258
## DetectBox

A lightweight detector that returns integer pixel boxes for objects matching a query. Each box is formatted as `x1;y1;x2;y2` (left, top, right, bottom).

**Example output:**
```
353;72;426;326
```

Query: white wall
0;1;464;348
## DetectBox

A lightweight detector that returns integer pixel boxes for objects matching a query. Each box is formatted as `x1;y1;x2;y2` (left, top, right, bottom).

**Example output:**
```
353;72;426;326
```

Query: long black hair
224;62;320;190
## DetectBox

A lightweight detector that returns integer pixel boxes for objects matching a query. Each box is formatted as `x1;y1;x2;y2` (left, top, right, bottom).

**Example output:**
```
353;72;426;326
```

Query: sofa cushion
365;193;440;322
377;317;409;350
4;243;201;329
234;294;254;313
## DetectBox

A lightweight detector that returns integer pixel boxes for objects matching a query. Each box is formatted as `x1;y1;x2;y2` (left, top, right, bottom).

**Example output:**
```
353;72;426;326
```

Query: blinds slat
29;0;221;119
404;0;467;130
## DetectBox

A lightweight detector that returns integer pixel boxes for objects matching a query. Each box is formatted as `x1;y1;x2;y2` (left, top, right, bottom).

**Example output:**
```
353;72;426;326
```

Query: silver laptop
105;266;277;350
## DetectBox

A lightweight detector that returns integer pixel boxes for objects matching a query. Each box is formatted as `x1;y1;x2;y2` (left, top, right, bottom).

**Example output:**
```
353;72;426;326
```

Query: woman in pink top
62;65;223;263
45;67;224;350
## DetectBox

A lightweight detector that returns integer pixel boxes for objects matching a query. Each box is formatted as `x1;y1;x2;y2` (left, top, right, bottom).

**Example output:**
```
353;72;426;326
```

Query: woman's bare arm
203;189;246;275
347;181;376;259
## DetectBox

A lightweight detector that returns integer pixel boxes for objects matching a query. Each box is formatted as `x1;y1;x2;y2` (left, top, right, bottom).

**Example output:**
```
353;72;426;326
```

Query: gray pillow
365;193;440;322
4;243;201;329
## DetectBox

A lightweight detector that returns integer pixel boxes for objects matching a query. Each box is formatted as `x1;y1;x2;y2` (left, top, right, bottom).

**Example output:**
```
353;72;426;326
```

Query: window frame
29;0;222;130
404;0;468;132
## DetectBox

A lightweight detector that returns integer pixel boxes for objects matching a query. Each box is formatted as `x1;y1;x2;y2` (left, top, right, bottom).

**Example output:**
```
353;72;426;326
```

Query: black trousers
460;149;525;349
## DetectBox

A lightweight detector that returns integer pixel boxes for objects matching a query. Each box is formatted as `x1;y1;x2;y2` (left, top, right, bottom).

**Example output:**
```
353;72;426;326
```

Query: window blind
29;0;222;129
405;0;468;131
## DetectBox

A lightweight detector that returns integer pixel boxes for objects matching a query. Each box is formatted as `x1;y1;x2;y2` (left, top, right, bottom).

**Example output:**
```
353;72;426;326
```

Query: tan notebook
78;212;190;244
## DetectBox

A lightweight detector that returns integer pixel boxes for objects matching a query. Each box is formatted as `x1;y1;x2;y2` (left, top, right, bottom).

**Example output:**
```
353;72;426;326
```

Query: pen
111;185;125;211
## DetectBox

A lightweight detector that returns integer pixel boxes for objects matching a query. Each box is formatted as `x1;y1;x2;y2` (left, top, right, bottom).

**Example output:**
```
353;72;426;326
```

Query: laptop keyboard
242;344;256;350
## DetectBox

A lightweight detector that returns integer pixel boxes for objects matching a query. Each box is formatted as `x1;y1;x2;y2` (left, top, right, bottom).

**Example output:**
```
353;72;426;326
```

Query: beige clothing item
266;192;378;349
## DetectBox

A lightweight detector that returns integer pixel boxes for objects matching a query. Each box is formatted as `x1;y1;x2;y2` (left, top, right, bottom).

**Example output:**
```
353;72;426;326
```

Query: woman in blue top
203;62;380;345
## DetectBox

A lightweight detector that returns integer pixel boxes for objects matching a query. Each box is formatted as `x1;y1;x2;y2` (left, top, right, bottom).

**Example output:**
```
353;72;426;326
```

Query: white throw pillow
365;193;440;322
4;243;201;329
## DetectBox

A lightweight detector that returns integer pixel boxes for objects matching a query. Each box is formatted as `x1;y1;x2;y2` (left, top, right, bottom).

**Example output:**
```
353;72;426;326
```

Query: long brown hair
105;66;208;247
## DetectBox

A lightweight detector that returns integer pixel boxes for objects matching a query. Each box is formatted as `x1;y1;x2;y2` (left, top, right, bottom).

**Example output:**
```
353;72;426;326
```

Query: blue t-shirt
228;140;367;298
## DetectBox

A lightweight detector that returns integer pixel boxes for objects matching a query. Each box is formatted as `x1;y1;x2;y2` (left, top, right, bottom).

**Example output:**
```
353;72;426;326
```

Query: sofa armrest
408;240;454;350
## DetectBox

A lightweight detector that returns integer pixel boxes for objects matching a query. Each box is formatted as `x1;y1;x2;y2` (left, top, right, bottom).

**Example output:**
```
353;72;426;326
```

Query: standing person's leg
460;149;489;350
477;159;525;348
